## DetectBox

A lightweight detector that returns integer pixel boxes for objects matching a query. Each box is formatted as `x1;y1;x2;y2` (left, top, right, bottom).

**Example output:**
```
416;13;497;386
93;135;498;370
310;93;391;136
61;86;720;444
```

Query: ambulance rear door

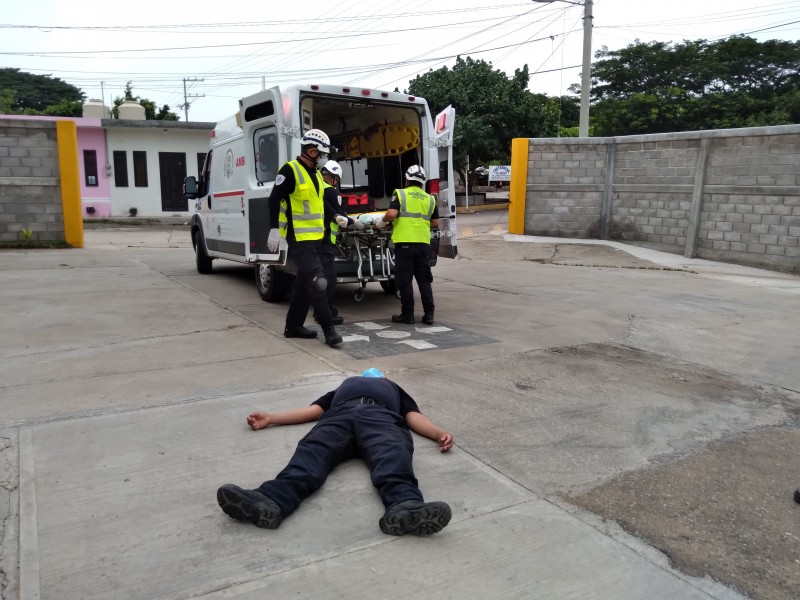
433;105;457;258
239;86;289;265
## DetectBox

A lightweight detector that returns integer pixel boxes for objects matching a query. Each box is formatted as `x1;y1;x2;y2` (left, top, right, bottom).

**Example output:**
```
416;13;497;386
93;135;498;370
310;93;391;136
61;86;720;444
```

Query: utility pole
534;0;593;137
180;78;205;121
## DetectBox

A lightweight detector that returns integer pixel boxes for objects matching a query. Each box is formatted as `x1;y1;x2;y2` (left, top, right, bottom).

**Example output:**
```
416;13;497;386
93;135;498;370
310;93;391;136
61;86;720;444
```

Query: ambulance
183;83;457;302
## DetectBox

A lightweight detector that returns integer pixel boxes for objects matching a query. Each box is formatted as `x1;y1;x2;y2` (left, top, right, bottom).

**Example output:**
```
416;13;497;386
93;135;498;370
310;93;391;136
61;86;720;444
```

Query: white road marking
415;326;451;333
376;330;411;339
397;339;438;349
342;335;370;343
354;321;389;330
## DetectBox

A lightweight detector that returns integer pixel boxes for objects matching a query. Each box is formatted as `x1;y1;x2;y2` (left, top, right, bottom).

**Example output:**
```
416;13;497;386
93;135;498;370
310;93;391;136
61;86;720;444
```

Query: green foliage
588;36;800;136
0;68;84;113
112;81;180;121
408;57;561;184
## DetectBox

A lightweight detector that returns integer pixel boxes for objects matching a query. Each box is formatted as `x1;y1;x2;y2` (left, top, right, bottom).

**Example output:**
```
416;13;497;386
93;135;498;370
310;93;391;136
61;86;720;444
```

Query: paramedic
216;368;453;536
266;129;342;347
314;160;360;325
374;165;438;325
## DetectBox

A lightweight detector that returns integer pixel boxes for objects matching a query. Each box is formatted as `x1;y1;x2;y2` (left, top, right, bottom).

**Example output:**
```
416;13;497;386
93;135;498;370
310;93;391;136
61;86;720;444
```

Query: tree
112;82;179;121
0;68;85;114
587;36;800;136
408;57;561;187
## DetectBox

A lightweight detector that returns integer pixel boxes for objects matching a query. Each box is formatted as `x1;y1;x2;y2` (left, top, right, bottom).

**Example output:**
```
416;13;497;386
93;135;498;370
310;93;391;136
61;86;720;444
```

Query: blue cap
362;368;384;378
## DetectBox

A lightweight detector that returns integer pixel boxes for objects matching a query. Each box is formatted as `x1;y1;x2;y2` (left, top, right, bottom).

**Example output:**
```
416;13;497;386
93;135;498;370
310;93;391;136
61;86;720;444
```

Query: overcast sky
3;0;799;123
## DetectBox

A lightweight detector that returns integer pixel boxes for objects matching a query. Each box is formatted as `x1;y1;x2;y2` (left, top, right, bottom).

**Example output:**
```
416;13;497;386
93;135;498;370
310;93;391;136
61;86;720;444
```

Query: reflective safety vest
391;186;435;244
323;182;340;245
279;160;325;241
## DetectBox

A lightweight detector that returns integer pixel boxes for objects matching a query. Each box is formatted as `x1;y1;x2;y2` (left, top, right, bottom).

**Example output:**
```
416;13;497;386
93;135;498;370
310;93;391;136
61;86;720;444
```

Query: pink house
2;101;214;217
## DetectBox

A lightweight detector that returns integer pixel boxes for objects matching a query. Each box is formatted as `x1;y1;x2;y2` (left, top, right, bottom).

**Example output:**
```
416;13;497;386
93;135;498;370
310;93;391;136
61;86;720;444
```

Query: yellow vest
278;160;325;241
323;182;339;245
391;186;435;244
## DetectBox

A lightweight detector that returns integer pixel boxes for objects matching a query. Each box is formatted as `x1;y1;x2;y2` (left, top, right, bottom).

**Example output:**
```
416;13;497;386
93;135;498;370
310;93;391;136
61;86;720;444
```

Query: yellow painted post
56;120;84;248
509;138;528;235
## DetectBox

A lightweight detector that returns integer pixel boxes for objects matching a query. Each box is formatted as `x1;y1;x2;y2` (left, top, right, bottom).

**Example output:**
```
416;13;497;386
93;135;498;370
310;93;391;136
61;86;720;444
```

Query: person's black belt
341;395;378;406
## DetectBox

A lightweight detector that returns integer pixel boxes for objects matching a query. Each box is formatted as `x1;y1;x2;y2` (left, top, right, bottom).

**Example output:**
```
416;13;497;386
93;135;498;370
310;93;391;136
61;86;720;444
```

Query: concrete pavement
1;215;798;599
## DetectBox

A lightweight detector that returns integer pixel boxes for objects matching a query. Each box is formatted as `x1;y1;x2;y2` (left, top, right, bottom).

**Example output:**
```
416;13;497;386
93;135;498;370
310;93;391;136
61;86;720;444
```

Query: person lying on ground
217;368;453;536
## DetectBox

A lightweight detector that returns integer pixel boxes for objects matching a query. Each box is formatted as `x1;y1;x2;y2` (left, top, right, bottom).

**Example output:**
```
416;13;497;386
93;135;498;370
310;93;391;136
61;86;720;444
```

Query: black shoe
795;487;800;504
422;313;434;325
391;314;415;324
315;313;344;325
322;325;343;347
379;500;452;536
217;484;283;529
330;306;340;318
284;325;317;339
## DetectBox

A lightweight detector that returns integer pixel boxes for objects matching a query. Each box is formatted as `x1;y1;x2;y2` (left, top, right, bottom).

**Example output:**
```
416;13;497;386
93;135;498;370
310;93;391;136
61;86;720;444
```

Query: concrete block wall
520;125;800;273
0;119;64;243
525;141;606;237
698;133;800;271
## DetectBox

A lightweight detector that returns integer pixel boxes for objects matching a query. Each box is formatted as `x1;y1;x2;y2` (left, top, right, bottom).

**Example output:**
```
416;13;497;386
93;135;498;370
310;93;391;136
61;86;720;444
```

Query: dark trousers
285;241;333;328
257;406;423;516
319;244;337;310
394;243;434;316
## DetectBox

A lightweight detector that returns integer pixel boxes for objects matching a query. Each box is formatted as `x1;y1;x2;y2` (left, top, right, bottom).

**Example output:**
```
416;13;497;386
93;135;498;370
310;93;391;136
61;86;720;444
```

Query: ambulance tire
255;264;290;303
194;231;213;274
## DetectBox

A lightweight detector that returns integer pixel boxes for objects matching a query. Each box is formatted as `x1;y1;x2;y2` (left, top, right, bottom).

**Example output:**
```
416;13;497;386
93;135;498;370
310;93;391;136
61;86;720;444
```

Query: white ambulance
183;83;457;302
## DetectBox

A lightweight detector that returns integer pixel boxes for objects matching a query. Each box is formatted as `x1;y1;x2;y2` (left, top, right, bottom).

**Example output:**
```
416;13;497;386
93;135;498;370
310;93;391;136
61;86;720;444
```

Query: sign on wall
488;165;511;182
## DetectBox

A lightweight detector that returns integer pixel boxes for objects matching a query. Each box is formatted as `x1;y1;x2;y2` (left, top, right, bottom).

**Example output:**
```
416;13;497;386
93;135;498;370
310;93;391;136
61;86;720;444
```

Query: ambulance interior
299;95;426;215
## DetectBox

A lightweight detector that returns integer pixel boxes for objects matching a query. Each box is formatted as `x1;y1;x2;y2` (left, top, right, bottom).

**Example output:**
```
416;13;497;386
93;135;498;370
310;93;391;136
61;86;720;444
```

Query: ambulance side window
254;126;279;183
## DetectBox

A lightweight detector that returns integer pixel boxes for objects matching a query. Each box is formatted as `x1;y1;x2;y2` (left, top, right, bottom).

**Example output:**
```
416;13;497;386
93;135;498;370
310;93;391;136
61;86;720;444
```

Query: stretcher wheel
354;290;365;303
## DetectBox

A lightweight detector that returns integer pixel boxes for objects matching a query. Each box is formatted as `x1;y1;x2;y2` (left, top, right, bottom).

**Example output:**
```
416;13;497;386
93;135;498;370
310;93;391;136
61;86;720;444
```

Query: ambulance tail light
428;179;440;195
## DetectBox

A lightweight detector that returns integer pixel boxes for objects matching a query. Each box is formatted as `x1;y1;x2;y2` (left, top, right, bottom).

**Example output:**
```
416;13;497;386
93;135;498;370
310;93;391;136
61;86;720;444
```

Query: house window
133;151;148;187
83;150;99;186
113;151;129;187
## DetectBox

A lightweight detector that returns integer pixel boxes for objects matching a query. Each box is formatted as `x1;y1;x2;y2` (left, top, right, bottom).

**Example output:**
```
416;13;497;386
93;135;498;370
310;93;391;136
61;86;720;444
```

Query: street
0;212;798;599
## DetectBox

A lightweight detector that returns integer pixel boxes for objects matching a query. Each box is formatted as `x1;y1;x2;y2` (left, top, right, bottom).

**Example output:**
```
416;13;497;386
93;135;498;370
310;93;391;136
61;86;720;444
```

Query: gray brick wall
0;119;64;243
522;126;800;274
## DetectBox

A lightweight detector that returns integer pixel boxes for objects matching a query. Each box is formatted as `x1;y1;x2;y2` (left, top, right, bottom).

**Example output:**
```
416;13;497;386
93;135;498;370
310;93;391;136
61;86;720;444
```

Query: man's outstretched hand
247;412;271;430
439;431;454;452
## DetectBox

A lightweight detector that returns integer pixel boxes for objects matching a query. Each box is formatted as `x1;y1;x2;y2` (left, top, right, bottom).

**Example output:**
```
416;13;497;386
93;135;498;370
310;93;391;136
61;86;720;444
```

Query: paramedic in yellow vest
266;129;343;347
315;160;360;325
374;165;439;325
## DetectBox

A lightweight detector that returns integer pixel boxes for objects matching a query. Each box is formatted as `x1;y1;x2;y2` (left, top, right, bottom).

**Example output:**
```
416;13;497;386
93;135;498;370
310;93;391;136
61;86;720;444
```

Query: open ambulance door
434;105;457;259
239;86;288;266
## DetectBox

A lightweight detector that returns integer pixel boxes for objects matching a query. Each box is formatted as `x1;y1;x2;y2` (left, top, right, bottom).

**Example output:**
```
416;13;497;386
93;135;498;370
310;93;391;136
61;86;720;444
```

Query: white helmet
301;128;333;153
321;160;343;179
405;165;426;184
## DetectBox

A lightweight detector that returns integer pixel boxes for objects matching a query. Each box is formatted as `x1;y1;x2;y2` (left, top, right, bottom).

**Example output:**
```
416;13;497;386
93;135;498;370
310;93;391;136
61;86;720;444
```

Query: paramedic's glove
267;228;281;252
373;217;386;229
352;218;365;231
335;215;349;228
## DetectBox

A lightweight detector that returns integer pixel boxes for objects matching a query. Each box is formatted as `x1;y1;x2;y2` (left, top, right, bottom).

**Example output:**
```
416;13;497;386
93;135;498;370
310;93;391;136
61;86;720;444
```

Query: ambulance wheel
194;232;213;274
255;264;289;303
354;290;365;303
379;280;396;295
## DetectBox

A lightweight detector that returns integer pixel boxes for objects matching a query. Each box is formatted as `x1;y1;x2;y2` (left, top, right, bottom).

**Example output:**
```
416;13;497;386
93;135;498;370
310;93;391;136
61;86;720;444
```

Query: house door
159;152;188;211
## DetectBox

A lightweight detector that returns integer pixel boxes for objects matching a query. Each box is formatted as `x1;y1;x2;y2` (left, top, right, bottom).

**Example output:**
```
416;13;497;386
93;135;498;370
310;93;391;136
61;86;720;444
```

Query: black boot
422;312;434;325
217;484;284;529
392;313;415;324
284;325;317;339
379;500;452;536
315;312;344;325
322;325;343;347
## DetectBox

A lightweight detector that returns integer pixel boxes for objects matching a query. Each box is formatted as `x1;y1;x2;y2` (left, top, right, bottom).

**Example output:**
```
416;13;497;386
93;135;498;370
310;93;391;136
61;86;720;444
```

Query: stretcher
333;212;397;302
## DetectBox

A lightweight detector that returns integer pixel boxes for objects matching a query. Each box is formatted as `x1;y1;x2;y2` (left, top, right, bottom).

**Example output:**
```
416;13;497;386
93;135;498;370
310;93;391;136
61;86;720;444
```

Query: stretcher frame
333;224;396;302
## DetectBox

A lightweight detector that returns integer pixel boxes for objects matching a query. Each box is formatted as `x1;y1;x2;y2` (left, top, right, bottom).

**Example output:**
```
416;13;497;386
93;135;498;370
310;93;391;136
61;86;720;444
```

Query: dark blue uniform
256;377;424;517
